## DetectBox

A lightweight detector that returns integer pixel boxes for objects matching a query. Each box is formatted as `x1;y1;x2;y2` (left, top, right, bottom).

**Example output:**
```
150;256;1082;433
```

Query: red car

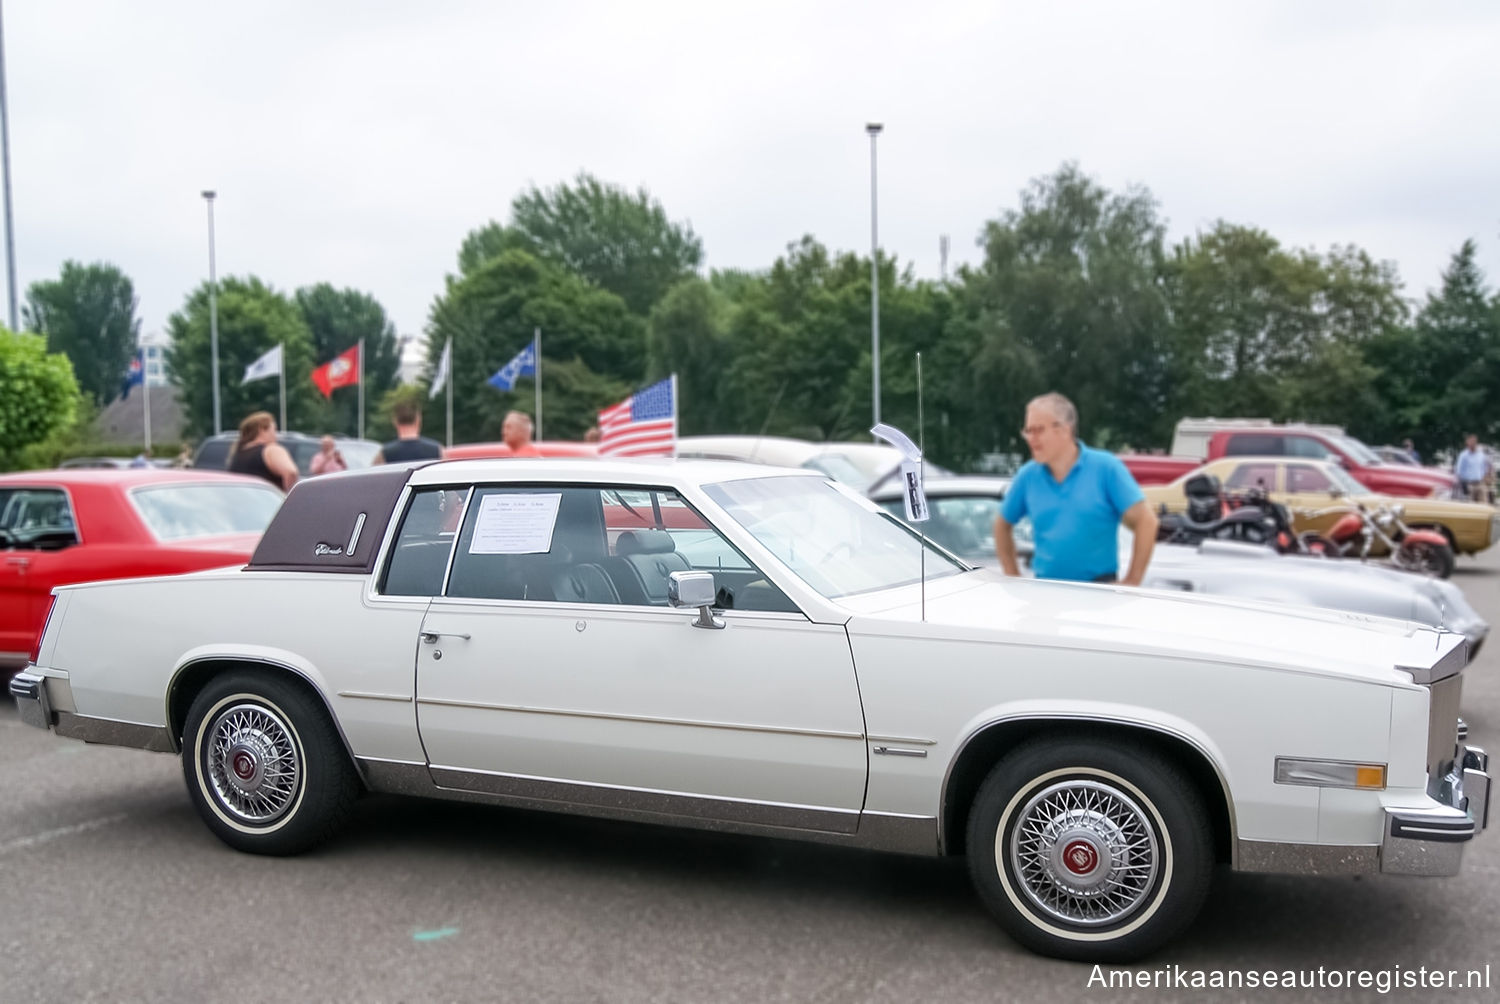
0;469;285;673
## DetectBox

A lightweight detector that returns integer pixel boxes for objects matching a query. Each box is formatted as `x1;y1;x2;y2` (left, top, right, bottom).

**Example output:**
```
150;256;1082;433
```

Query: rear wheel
965;738;1213;962
1398;539;1455;578
181;671;359;855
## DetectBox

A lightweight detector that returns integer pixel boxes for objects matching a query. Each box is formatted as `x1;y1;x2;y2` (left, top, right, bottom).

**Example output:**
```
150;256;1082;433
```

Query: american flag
598;377;677;457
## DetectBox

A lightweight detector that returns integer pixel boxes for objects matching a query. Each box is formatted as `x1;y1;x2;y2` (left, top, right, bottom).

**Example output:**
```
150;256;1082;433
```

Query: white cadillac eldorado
10;459;1491;962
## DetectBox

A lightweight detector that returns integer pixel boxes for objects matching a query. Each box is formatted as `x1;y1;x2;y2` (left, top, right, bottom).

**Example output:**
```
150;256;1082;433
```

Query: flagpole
142;355;152;455
670;372;679;457
444;337;453;449
278;342;286;432
534;327;542;441
357;337;365;439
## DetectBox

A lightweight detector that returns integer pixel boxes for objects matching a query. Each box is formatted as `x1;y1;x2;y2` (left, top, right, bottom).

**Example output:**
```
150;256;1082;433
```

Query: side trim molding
53;711;176;754
356;759;937;855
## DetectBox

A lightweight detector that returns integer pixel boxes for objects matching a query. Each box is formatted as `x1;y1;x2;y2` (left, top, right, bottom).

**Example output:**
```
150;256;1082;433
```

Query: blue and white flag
487;337;537;392
120;349;145;399
242;344;283;384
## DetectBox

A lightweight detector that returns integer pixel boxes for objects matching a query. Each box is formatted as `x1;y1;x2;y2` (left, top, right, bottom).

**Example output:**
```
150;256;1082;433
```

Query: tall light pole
202;190;221;435
0;1;19;332
866;122;883;433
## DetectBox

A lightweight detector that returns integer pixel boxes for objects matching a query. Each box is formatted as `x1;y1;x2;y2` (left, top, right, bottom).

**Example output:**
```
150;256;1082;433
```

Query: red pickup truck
1122;427;1461;499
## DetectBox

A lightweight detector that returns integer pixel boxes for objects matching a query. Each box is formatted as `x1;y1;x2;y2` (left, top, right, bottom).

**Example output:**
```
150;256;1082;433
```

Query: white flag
242;344;283;384
430;338;451;399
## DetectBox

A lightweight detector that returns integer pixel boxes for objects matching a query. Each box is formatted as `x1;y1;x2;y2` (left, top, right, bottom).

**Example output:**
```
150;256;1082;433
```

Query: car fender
939;699;1240;852
165;643;354;762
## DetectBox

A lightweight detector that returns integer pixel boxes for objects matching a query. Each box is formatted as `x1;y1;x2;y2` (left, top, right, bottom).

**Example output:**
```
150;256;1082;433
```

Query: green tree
1369;240;1500;451
424;249;639;442
0;329;81;471
295;284;403;438
23;261;140;406
1165;223;1404;440
956;164;1172;450
485;172;704;315
164;277;320;439
714;238;950;447
646;278;733;434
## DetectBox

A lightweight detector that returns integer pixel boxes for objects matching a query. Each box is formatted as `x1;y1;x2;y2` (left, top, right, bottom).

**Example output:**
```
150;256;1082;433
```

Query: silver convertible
11;459;1491;961
870;475;1488;652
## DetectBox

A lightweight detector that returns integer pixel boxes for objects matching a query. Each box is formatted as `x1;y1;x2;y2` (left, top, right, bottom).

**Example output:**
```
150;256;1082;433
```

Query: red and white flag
598;377;677;457
311;344;360;397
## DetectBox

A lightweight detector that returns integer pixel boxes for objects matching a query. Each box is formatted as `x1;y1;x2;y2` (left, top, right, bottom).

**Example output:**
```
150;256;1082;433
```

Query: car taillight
31;594;56;665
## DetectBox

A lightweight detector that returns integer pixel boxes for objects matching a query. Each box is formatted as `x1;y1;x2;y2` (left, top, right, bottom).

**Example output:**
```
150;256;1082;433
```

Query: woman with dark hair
227;411;298;491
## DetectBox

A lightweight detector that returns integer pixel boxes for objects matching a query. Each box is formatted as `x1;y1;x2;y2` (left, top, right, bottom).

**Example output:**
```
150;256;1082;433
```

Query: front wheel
181;671;360;855
1397;539;1455;579
966;739;1213;962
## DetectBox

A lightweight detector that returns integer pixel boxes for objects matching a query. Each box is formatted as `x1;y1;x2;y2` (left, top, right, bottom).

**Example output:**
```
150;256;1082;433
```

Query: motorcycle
1157;476;1336;558
1156;473;1279;546
1297;498;1456;578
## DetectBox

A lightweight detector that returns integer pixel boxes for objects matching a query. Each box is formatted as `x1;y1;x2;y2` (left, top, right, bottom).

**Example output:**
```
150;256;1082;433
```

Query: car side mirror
669;570;724;630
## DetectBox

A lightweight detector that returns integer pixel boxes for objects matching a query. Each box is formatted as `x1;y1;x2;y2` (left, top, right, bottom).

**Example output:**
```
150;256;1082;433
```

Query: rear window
1221;434;1283;456
130;483;285;541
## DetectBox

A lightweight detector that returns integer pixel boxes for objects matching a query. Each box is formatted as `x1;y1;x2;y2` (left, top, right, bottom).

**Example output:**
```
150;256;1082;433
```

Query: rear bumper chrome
1382;743;1490;876
9;670;51;730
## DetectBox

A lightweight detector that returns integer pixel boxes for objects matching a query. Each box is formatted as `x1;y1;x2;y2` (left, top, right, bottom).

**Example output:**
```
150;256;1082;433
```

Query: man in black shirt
374;401;444;464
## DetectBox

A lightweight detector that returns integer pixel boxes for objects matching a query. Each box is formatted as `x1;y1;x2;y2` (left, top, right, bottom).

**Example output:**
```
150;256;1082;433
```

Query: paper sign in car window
468;493;562;554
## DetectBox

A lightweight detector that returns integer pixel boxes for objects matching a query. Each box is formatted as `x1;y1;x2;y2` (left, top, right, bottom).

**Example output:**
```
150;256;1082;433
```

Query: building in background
141;330;170;387
397;333;427;385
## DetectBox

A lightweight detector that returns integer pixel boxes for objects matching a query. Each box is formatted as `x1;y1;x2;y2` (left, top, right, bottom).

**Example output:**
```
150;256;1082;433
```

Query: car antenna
751;381;788;462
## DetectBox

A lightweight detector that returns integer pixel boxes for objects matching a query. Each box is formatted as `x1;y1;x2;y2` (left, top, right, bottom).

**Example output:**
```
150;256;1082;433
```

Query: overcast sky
7;1;1499;346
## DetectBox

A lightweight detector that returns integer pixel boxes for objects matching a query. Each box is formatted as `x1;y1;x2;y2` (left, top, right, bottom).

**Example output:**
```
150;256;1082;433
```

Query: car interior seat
610;528;690;605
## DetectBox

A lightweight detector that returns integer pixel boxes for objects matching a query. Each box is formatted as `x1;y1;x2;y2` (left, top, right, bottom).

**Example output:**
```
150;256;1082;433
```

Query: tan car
1141;457;1499;556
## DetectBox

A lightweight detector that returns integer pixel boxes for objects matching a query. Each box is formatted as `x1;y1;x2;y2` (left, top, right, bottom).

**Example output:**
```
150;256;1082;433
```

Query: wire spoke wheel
967;739;1213;961
1007;779;1160;926
203;702;303;825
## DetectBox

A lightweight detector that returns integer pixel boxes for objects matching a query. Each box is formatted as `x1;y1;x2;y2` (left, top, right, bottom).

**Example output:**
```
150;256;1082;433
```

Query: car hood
1362;466;1456;491
837;570;1460;686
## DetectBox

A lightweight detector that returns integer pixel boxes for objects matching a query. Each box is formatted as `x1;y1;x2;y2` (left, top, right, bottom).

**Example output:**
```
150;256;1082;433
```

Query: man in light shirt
1455;434;1493;503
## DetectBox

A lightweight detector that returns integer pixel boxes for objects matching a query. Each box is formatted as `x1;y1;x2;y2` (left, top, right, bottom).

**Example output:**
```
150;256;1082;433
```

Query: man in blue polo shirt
995;393;1158;584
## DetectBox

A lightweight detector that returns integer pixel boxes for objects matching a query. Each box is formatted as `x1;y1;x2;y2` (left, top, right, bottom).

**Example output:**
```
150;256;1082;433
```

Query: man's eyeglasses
1021;422;1061;438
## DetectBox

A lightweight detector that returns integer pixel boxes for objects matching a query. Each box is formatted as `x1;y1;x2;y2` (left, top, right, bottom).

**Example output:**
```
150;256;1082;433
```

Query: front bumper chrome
9;669;51;730
1382;742;1490;876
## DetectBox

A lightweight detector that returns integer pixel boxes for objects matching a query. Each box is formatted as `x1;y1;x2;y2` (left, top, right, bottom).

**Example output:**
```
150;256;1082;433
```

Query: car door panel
416;599;867;831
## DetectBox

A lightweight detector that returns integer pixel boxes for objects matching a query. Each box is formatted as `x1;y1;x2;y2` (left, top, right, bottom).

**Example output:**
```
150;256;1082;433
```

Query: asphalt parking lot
4;553;1500;1003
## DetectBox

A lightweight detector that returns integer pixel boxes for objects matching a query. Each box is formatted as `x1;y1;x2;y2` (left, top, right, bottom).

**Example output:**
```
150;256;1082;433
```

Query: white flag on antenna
871;423;928;522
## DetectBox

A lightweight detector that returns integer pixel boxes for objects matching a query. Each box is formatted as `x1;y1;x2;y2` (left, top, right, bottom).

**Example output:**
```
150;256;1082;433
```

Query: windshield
130;483;285;541
704;475;965;598
1332;434;1381;466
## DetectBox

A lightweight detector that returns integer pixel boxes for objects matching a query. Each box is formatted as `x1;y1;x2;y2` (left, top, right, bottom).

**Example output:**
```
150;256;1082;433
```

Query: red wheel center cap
1063;839;1099;875
233;752;256;780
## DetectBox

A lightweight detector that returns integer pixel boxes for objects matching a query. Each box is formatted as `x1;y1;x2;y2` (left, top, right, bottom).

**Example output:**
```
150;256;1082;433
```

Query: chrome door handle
421;631;471;644
4;556;29;568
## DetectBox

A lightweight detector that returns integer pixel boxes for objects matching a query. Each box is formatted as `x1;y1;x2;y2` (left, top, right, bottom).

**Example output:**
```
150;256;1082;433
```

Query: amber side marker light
1275;758;1388;791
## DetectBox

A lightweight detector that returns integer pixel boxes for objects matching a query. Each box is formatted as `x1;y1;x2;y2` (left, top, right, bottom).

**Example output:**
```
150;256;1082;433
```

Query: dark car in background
192;432;380;476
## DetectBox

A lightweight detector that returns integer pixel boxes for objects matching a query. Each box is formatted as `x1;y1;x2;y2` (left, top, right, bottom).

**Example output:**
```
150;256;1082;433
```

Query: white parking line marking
0;814;128;855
